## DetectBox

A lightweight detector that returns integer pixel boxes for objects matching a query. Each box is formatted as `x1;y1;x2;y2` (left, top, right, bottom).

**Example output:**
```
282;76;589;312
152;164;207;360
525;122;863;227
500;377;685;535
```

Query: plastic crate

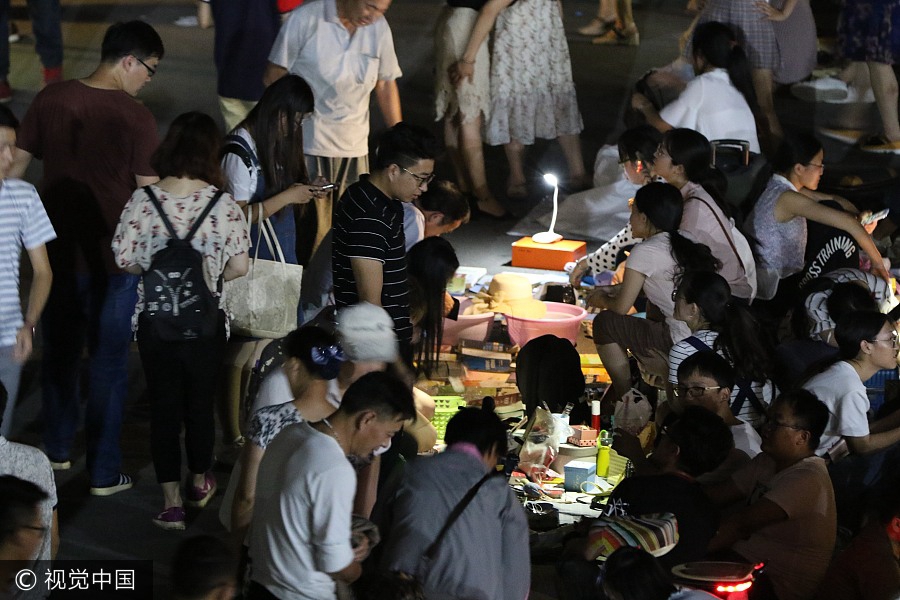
431;396;467;442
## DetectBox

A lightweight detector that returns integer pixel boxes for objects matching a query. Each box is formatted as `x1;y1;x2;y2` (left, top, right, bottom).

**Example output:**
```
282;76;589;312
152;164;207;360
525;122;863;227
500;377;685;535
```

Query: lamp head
543;173;558;187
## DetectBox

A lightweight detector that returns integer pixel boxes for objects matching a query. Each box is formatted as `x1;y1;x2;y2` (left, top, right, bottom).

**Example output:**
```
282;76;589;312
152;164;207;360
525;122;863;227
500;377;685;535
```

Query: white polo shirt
269;0;403;158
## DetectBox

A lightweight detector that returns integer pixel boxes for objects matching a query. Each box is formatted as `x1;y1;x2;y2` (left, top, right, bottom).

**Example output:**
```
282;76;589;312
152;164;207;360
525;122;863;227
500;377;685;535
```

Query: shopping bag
224;205;302;338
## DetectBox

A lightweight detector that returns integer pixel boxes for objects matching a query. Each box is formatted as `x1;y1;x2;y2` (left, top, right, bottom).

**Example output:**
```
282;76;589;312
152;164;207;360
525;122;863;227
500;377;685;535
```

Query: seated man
575;406;733;571
247;371;416;600
376;407;529;600
676;352;761;483
816;479;900;600
402;179;471;250
706;390;836;600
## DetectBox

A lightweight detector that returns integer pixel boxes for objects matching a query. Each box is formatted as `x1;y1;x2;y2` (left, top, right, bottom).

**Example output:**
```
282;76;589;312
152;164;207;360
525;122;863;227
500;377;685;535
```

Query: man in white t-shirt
248;371;415;600
264;0;403;262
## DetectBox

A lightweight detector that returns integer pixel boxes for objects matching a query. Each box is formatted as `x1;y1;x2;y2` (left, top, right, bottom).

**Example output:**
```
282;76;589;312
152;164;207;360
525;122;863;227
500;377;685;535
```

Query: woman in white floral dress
450;0;587;199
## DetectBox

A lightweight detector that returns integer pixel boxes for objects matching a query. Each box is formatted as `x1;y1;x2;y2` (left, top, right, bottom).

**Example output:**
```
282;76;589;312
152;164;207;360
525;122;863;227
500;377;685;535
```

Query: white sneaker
833;85;876;104
791;77;849;102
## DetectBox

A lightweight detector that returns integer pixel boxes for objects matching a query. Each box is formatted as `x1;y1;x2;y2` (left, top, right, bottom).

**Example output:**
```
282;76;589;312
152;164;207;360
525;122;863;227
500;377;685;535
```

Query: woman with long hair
802;311;900;528
669;270;773;427
568;125;661;284
221;74;324;264
745;132;889;305
590;182;721;400
112;111;250;530
632;22;760;153
407;236;460;376
652;128;757;301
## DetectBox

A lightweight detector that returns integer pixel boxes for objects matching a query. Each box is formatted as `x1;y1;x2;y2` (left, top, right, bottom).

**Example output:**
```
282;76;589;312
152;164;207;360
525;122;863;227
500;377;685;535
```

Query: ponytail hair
634;182;722;275
661;128;729;214
692;21;758;113
677;270;772;382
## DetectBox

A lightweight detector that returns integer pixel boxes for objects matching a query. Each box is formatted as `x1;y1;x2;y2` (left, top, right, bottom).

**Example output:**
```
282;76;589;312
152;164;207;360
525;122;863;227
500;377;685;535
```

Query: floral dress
838;0;900;64
486;0;584;146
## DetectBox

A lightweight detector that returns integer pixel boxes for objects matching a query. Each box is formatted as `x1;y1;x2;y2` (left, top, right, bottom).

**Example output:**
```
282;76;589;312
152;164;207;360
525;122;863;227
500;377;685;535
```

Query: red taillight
715;581;753;593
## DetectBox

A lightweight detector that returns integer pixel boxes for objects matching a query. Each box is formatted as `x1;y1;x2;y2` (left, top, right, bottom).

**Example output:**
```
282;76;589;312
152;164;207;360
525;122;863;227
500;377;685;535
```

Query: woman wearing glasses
651;128;757;302
589;182;720;402
745;131;889;308
668;271;774;428
801;311;900;530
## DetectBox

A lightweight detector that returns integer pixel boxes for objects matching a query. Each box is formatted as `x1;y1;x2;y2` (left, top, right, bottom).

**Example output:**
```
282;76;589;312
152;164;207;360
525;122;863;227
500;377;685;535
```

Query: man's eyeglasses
133;55;156;77
673;385;721;398
400;166;435;186
761;418;807;432
867;331;900;349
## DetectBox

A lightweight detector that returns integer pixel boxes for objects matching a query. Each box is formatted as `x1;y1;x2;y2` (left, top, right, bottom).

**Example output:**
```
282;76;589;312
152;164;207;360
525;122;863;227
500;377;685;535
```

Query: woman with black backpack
112;111;250;531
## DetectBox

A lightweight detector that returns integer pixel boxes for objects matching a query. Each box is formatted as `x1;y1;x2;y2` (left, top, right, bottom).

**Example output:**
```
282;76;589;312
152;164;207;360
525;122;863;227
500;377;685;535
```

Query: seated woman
590;182;720;400
745;131;889;306
776;275;881;388
548;126;660;282
407;236;459;377
706;390;835;600
669;271;773;427
631;21;760;153
653;128;757;301
802;311;900;528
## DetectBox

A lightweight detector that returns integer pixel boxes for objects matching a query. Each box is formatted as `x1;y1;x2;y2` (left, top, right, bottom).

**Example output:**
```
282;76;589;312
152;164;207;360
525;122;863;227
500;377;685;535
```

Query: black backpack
141;186;223;342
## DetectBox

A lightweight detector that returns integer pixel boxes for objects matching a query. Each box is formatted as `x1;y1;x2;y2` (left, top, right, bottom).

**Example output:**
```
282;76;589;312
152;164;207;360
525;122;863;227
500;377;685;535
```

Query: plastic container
442;298;495;346
431;396;467;442
505;301;587;346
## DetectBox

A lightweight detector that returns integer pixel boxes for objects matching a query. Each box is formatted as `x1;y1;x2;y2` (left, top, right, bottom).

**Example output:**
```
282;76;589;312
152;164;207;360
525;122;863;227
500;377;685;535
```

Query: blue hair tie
310;344;346;380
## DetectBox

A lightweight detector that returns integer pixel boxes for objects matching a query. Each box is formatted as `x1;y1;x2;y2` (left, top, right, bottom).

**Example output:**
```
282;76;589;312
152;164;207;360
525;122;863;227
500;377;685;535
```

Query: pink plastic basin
442;298;495;345
506;301;587;346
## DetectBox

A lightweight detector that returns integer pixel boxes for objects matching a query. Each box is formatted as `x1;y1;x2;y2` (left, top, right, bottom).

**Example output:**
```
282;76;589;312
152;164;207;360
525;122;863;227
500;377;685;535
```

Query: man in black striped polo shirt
332;122;437;364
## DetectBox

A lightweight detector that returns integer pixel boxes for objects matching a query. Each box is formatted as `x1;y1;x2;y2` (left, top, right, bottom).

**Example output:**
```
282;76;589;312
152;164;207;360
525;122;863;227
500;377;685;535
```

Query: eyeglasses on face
761;418;807;432
400;166;435;186
673;385;721;398
806;161;824;170
132;55;157;77
867;331;900;349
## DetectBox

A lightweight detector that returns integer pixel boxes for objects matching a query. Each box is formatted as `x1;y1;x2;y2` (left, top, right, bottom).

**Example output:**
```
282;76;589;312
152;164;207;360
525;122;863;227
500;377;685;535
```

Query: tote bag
225;205;303;338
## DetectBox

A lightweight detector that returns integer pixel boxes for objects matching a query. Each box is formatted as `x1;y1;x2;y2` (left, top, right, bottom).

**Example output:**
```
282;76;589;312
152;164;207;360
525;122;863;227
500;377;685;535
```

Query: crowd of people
0;0;899;599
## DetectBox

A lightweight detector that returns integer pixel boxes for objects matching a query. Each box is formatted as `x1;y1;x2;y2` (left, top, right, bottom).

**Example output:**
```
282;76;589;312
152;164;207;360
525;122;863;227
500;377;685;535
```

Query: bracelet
459;58;475;65
22;320;35;333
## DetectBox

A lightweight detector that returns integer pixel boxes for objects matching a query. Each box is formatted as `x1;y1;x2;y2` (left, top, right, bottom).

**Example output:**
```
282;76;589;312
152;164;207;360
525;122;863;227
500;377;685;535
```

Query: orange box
511;237;587;271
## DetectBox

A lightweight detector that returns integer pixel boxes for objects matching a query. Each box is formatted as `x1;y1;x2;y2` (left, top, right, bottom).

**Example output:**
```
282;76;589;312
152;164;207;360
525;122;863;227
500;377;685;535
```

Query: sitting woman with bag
112;111;250;531
589;182;720;401
668;270;774;428
652;128;757;301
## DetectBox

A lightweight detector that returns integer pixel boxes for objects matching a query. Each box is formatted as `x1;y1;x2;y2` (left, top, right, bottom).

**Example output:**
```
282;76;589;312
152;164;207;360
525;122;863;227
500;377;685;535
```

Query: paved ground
4;0;897;597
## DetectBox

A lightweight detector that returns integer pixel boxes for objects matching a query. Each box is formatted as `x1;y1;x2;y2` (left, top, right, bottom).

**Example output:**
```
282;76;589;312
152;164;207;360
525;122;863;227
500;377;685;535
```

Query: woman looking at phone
221;74;325;264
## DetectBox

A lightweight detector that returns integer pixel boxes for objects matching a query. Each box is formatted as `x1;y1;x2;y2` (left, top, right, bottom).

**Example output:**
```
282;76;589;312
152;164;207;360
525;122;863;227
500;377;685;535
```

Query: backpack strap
144;186;224;243
144;186;179;239
683;336;713;353
185;190;224;242
730;379;767;417
223;133;260;171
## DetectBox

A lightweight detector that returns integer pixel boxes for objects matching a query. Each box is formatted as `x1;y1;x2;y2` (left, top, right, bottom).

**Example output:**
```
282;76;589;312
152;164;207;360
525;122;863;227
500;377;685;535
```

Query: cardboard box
511;237;587;271
563;460;597;492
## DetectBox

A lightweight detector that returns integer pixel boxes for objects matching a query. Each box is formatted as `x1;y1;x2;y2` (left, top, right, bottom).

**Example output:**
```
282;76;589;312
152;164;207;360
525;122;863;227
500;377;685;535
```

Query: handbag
224;204;303;338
